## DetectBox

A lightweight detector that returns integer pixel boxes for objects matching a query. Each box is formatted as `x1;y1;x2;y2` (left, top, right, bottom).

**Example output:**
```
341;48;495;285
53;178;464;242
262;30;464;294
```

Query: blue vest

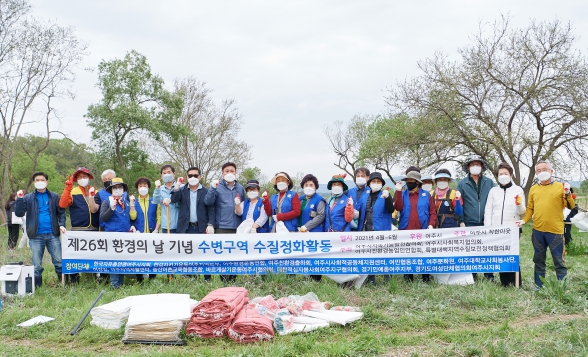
270;190;298;232
359;194;393;231
347;186;370;211
325;194;351;232
135;198;158;232
299;193;326;232
242;199;269;233
398;189;431;230
97;189;111;229
103;197;132;232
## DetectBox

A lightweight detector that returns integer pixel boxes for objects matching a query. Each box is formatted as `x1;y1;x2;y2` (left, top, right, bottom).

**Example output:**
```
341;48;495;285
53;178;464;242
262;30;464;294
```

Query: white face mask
138;187;149;196
370;183;382;192
34;181;47;190
422;184;433;192
162;173;174;183
498;175;511;185
77;178;89;187
247;191;259;199
303;187;316;196
537;171;551;182
331;186;343;195
224;173;236;182
469;165;482;175
355;177;367;186
188;177;199;186
112;188;124;197
436;181;449;190
276;182;288;191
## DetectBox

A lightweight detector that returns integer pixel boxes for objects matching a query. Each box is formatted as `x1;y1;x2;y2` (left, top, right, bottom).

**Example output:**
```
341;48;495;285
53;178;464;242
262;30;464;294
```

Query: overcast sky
29;0;588;182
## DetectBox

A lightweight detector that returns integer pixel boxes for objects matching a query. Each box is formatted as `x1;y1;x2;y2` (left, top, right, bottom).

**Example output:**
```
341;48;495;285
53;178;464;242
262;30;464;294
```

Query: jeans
110;274;124;288
532;229;567;287
29;234;62;278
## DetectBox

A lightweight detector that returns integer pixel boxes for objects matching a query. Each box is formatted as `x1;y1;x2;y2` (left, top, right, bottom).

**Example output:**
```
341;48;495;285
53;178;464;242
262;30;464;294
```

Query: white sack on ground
434;273;475;285
301;310;363;326
90;296;134;329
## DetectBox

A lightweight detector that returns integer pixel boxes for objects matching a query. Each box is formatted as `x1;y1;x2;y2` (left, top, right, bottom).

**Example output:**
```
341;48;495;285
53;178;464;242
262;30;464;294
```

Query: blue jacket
456;175;494;226
94;188;111;230
153;183;180;230
171;185;215;233
269;190;298;232
325;195;352;232
299;193;326;232
241;199;269;233
100;196;134;232
204;180;245;229
398;189;431;230
357;192;393;231
15;190;66;238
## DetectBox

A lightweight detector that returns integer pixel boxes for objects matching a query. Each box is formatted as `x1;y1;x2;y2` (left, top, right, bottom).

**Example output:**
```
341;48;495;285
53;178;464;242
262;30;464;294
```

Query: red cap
72;167;94;181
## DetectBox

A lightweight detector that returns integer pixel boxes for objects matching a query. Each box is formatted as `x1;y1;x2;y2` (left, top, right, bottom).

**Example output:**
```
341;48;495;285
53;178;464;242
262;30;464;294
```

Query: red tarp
228;305;274;343
186;287;248;338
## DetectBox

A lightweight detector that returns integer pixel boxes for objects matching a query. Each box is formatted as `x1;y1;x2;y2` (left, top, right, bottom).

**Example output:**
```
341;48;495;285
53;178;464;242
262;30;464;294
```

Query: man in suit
170;166;215;280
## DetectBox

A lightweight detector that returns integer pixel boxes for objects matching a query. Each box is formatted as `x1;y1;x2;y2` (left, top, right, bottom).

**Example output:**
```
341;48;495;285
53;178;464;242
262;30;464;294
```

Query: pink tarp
186;287;248;338
228;305;274;343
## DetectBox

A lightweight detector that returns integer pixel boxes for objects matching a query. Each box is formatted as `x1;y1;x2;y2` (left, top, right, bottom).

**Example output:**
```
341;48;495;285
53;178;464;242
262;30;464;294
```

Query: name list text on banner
62;225;519;275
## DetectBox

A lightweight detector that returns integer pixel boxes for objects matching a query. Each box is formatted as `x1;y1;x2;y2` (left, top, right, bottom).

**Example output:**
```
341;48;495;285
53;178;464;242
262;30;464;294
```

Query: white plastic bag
275;221;290;233
236;219;254;235
571;212;588;232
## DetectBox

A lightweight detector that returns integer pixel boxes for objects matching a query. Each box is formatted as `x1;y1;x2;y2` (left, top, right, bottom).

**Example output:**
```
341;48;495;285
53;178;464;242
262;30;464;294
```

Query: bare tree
323;114;372;180
388;16;588;194
159;77;252;184
0;0;87;220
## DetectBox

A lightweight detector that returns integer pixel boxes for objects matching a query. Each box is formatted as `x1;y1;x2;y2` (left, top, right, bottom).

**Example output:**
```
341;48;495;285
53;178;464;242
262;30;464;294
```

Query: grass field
1;225;587;357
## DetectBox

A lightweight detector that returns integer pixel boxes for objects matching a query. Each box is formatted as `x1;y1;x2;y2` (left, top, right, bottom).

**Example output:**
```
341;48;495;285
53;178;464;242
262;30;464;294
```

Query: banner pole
166;205;172;283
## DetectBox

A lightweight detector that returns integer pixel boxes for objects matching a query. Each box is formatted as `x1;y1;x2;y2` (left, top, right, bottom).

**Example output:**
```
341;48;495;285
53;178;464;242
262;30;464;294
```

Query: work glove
211;179;219;189
249;227;257;233
515;195;522;206
427;225;433;229
299;226;308;233
152;229;159;234
459;222;466;228
347;196;354;206
382;188;390;198
340;172;347;178
89;187;96;197
60;226;67;235
175;177;184;190
129;195;136;205
206;225;215;234
455;191;461;199
109;196;117;210
155;180;161;189
130;226;136;233
353;209;359;219
234;193;241;205
162;197;171;206
17;190;25;198
515;220;525;227
395;182;403;192
273;215;278;222
563;182;571;195
65;175;73;190
261;191;268;201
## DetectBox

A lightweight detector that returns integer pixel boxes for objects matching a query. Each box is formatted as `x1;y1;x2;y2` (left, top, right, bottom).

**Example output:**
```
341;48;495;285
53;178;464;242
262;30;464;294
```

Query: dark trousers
499;266;521;287
404;274;431;282
216;228;237;282
564;223;573;246
7;223;19;249
532;229;567;287
186;224;210;280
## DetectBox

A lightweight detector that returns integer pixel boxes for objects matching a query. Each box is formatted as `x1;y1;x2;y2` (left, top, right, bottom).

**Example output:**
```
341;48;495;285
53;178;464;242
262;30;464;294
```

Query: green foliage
86;50;185;175
9;151;61;193
241;167;262;182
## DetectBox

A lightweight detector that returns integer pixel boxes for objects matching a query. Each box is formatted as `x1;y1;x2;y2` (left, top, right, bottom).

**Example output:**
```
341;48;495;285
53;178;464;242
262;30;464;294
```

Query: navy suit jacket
171;185;215;233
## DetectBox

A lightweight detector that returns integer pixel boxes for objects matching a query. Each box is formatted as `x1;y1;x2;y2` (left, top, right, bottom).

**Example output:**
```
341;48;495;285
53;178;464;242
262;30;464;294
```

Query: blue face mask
162;173;174;183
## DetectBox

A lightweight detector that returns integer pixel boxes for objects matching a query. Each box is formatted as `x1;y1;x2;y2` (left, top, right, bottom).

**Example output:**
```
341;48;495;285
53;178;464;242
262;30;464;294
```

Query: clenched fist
89;187;96;197
395;182;403;192
234;193;241;205
455;190;461;199
563;182;571;195
211;179;219;188
155;180;161;189
129;195;136;205
382;189;390;199
17;190;24;198
109;196;117;210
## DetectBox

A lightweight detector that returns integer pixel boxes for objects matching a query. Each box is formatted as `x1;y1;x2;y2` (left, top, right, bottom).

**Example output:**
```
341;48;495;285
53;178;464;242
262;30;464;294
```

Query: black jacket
15;190;66;238
171;185;215;233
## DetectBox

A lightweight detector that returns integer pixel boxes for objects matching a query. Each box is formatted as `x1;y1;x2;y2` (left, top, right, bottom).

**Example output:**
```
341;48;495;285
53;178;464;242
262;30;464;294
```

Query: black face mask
406;182;419;191
103;180;111;189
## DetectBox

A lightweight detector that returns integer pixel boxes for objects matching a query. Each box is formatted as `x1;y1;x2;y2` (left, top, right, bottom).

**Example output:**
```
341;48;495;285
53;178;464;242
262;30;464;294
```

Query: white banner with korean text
61;225;519;275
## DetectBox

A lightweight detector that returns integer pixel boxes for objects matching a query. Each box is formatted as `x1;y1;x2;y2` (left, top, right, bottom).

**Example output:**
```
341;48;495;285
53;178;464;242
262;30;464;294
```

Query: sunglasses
187;174;200;178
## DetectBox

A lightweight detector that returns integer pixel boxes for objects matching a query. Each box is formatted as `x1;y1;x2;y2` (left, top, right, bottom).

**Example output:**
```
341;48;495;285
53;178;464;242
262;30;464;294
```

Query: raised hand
155;180;161;189
395;182;403;192
65;175;73;190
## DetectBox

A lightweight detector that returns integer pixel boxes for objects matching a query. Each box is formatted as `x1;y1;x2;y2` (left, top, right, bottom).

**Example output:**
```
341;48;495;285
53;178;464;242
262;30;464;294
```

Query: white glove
17;190;24;198
60;226;67;235
395;182;403;192
109;196;117;210
162;197;171;206
234;196;241;205
382;189;390;198
563;182;571;194
273;215;278;222
130;226;136;233
299;225;308;233
152;229;159;234
249;227;257;233
155;180;161;189
427;225;433;229
175;177;184;189
353;209;359;219
206;225;215;234
515;220;525;227
262;191;268;199
211;179;219;188
455;190;461;199
129;195;136;205
459;222;466;227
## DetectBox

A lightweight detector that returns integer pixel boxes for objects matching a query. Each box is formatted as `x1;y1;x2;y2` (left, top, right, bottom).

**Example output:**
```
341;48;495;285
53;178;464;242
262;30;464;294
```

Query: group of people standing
7;156;576;289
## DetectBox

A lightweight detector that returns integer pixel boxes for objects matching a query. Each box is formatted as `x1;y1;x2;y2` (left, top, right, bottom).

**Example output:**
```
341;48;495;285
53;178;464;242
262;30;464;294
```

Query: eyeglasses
187;174;199;178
